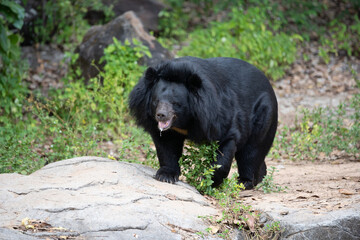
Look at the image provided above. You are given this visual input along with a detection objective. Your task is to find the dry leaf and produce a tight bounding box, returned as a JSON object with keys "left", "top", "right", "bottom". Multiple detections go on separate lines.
{"left": 165, "top": 194, "right": 177, "bottom": 200}
{"left": 21, "top": 218, "right": 35, "bottom": 229}
{"left": 215, "top": 215, "right": 223, "bottom": 223}
{"left": 245, "top": 213, "right": 256, "bottom": 232}
{"left": 210, "top": 225, "right": 220, "bottom": 234}
{"left": 233, "top": 219, "right": 241, "bottom": 225}
{"left": 319, "top": 152, "right": 326, "bottom": 159}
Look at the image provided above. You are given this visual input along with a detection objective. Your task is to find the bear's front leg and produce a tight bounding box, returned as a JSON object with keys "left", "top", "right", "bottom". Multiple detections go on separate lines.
{"left": 151, "top": 132, "right": 185, "bottom": 184}
{"left": 212, "top": 139, "right": 237, "bottom": 187}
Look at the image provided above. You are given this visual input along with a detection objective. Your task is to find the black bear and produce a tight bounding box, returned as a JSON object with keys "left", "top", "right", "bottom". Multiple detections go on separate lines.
{"left": 129, "top": 57, "right": 278, "bottom": 189}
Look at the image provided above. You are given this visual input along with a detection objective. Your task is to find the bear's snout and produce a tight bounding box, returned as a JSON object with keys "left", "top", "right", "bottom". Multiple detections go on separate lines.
{"left": 156, "top": 102, "right": 176, "bottom": 131}
{"left": 155, "top": 102, "right": 173, "bottom": 121}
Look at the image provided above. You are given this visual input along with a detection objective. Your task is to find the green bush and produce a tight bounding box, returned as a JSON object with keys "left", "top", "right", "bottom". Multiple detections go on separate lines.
{"left": 99, "top": 38, "right": 151, "bottom": 116}
{"left": 262, "top": 0, "right": 326, "bottom": 34}
{"left": 0, "top": 37, "right": 152, "bottom": 174}
{"left": 270, "top": 93, "right": 360, "bottom": 161}
{"left": 179, "top": 141, "right": 220, "bottom": 195}
{"left": 158, "top": 0, "right": 241, "bottom": 41}
{"left": 0, "top": 0, "right": 27, "bottom": 120}
{"left": 32, "top": 0, "right": 114, "bottom": 46}
{"left": 200, "top": 173, "right": 283, "bottom": 239}
{"left": 56, "top": 38, "right": 150, "bottom": 129}
{"left": 0, "top": 121, "right": 44, "bottom": 174}
{"left": 255, "top": 167, "right": 287, "bottom": 193}
{"left": 178, "top": 7, "right": 301, "bottom": 80}
{"left": 44, "top": 38, "right": 151, "bottom": 161}
{"left": 319, "top": 16, "right": 360, "bottom": 63}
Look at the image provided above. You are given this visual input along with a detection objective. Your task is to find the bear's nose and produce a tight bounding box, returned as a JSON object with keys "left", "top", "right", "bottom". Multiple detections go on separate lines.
{"left": 156, "top": 101, "right": 172, "bottom": 121}
{"left": 156, "top": 112, "right": 167, "bottom": 121}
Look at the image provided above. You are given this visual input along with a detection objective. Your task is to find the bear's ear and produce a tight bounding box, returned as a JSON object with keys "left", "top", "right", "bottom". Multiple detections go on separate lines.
{"left": 187, "top": 73, "right": 202, "bottom": 91}
{"left": 144, "top": 67, "right": 158, "bottom": 83}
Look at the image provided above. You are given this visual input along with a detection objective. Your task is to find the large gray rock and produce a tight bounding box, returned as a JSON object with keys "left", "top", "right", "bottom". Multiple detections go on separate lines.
{"left": 76, "top": 11, "right": 172, "bottom": 83}
{"left": 102, "top": 0, "right": 165, "bottom": 32}
{"left": 0, "top": 157, "right": 218, "bottom": 240}
{"left": 256, "top": 203, "right": 360, "bottom": 240}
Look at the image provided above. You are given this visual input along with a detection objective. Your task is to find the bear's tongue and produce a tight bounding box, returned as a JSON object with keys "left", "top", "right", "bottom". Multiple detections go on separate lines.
{"left": 158, "top": 120, "right": 171, "bottom": 131}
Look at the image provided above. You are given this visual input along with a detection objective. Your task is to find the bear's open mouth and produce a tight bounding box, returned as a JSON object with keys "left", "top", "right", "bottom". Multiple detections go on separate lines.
{"left": 158, "top": 118, "right": 173, "bottom": 132}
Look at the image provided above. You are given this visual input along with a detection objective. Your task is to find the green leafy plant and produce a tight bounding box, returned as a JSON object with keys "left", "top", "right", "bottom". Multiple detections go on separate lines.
{"left": 179, "top": 141, "right": 220, "bottom": 195}
{"left": 32, "top": 0, "right": 114, "bottom": 46}
{"left": 261, "top": 0, "right": 326, "bottom": 34}
{"left": 178, "top": 6, "right": 301, "bottom": 80}
{"left": 264, "top": 221, "right": 282, "bottom": 239}
{"left": 100, "top": 37, "right": 151, "bottom": 111}
{"left": 0, "top": 121, "right": 45, "bottom": 174}
{"left": 31, "top": 98, "right": 105, "bottom": 164}
{"left": 198, "top": 174, "right": 283, "bottom": 239}
{"left": 44, "top": 38, "right": 152, "bottom": 162}
{"left": 0, "top": 37, "right": 152, "bottom": 174}
{"left": 178, "top": 141, "right": 283, "bottom": 239}
{"left": 57, "top": 38, "right": 150, "bottom": 131}
{"left": 0, "top": 0, "right": 27, "bottom": 120}
{"left": 270, "top": 93, "right": 360, "bottom": 161}
{"left": 256, "top": 167, "right": 287, "bottom": 193}
{"left": 158, "top": 4, "right": 189, "bottom": 41}
{"left": 158, "top": 0, "right": 241, "bottom": 41}
{"left": 319, "top": 16, "right": 360, "bottom": 63}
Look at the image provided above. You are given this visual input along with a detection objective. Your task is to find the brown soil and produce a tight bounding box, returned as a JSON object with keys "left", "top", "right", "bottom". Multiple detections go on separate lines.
{"left": 240, "top": 159, "right": 360, "bottom": 213}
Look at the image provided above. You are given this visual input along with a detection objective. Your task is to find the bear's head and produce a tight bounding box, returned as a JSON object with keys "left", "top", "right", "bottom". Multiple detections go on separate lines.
{"left": 144, "top": 65, "right": 202, "bottom": 133}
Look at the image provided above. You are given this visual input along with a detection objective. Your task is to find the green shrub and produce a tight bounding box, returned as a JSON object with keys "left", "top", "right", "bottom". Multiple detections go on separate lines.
{"left": 0, "top": 95, "right": 107, "bottom": 174}
{"left": 200, "top": 173, "right": 283, "bottom": 239}
{"left": 255, "top": 166, "right": 287, "bottom": 193}
{"left": 99, "top": 38, "right": 151, "bottom": 117}
{"left": 0, "top": 37, "right": 152, "bottom": 174}
{"left": 179, "top": 141, "right": 220, "bottom": 195}
{"left": 319, "top": 16, "right": 360, "bottom": 63}
{"left": 270, "top": 93, "right": 360, "bottom": 161}
{"left": 32, "top": 0, "right": 114, "bottom": 46}
{"left": 178, "top": 7, "right": 301, "bottom": 80}
{"left": 262, "top": 0, "right": 326, "bottom": 34}
{"left": 0, "top": 0, "right": 28, "bottom": 120}
{"left": 158, "top": 3, "right": 189, "bottom": 41}
{"left": 158, "top": 0, "right": 241, "bottom": 41}
{"left": 43, "top": 38, "right": 151, "bottom": 161}
{"left": 56, "top": 38, "right": 150, "bottom": 130}
{"left": 0, "top": 121, "right": 44, "bottom": 174}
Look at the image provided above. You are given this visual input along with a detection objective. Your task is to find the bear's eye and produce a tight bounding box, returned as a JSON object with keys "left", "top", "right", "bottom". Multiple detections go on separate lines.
{"left": 173, "top": 102, "right": 181, "bottom": 108}
{"left": 152, "top": 100, "right": 158, "bottom": 108}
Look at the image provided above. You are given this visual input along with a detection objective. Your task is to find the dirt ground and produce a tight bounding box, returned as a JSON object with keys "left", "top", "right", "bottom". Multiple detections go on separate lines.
{"left": 239, "top": 159, "right": 360, "bottom": 213}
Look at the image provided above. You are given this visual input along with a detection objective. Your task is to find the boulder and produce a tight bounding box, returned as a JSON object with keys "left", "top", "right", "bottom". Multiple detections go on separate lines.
{"left": 76, "top": 11, "right": 172, "bottom": 83}
{"left": 86, "top": 0, "right": 165, "bottom": 32}
{"left": 254, "top": 203, "right": 360, "bottom": 239}
{"left": 0, "top": 157, "right": 218, "bottom": 239}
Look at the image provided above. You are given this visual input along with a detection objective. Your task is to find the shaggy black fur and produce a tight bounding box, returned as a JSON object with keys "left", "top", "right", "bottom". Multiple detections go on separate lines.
{"left": 129, "top": 57, "right": 278, "bottom": 189}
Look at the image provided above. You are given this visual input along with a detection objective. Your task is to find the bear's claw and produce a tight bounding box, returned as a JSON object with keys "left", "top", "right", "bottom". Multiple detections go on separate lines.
{"left": 155, "top": 167, "right": 179, "bottom": 184}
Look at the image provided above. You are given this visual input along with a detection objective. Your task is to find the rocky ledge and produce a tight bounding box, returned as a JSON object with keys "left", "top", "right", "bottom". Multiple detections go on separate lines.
{"left": 0, "top": 157, "right": 218, "bottom": 240}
